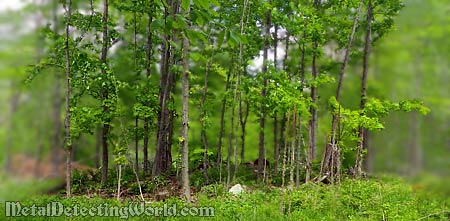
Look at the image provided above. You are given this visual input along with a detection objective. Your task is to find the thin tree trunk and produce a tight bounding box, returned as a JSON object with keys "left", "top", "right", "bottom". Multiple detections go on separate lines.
{"left": 321, "top": 0, "right": 363, "bottom": 180}
{"left": 153, "top": 0, "right": 176, "bottom": 176}
{"left": 239, "top": 100, "right": 249, "bottom": 164}
{"left": 279, "top": 114, "right": 286, "bottom": 173}
{"left": 100, "top": 0, "right": 110, "bottom": 185}
{"left": 279, "top": 112, "right": 290, "bottom": 213}
{"left": 143, "top": 2, "right": 154, "bottom": 175}
{"left": 101, "top": 0, "right": 110, "bottom": 184}
{"left": 258, "top": 5, "right": 271, "bottom": 182}
{"left": 289, "top": 109, "right": 297, "bottom": 186}
{"left": 274, "top": 115, "right": 279, "bottom": 173}
{"left": 64, "top": 0, "right": 73, "bottom": 197}
{"left": 279, "top": 32, "right": 289, "bottom": 176}
{"left": 217, "top": 57, "right": 233, "bottom": 183}
{"left": 230, "top": 0, "right": 250, "bottom": 182}
{"left": 230, "top": 62, "right": 238, "bottom": 183}
{"left": 217, "top": 86, "right": 228, "bottom": 167}
{"left": 298, "top": 33, "right": 307, "bottom": 184}
{"left": 143, "top": 119, "right": 149, "bottom": 173}
{"left": 95, "top": 126, "right": 101, "bottom": 169}
{"left": 153, "top": 3, "right": 168, "bottom": 176}
{"left": 133, "top": 6, "right": 139, "bottom": 173}
{"left": 226, "top": 57, "right": 236, "bottom": 186}
{"left": 355, "top": 0, "right": 373, "bottom": 178}
{"left": 296, "top": 116, "right": 302, "bottom": 187}
{"left": 308, "top": 0, "right": 322, "bottom": 170}
{"left": 199, "top": 46, "right": 212, "bottom": 185}
{"left": 362, "top": 129, "right": 372, "bottom": 172}
{"left": 308, "top": 40, "right": 318, "bottom": 165}
{"left": 135, "top": 117, "right": 139, "bottom": 172}
{"left": 282, "top": 113, "right": 291, "bottom": 188}
{"left": 153, "top": 36, "right": 170, "bottom": 176}
{"left": 227, "top": 105, "right": 234, "bottom": 186}
{"left": 273, "top": 25, "right": 279, "bottom": 173}
{"left": 117, "top": 165, "right": 122, "bottom": 200}
{"left": 180, "top": 4, "right": 191, "bottom": 202}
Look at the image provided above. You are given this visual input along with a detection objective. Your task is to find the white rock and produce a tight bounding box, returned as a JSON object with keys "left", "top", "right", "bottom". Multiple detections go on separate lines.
{"left": 228, "top": 184, "right": 244, "bottom": 195}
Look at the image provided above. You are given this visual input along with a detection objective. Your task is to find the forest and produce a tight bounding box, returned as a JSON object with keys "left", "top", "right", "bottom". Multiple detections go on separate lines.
{"left": 0, "top": 0, "right": 449, "bottom": 220}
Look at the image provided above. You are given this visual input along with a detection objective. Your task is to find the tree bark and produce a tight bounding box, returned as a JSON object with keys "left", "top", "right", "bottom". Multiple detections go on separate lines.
{"left": 362, "top": 129, "right": 372, "bottom": 172}
{"left": 273, "top": 25, "right": 279, "bottom": 173}
{"left": 153, "top": 0, "right": 177, "bottom": 176}
{"left": 64, "top": 0, "right": 73, "bottom": 197}
{"left": 290, "top": 110, "right": 297, "bottom": 186}
{"left": 133, "top": 8, "right": 139, "bottom": 173}
{"left": 100, "top": 0, "right": 110, "bottom": 185}
{"left": 239, "top": 99, "right": 249, "bottom": 164}
{"left": 308, "top": 40, "right": 318, "bottom": 167}
{"left": 180, "top": 3, "right": 191, "bottom": 202}
{"left": 95, "top": 126, "right": 101, "bottom": 169}
{"left": 298, "top": 32, "right": 308, "bottom": 183}
{"left": 143, "top": 2, "right": 154, "bottom": 175}
{"left": 355, "top": 0, "right": 373, "bottom": 178}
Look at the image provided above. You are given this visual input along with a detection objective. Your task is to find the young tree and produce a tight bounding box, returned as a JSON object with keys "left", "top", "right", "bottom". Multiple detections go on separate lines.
{"left": 321, "top": 0, "right": 364, "bottom": 181}
{"left": 354, "top": 0, "right": 373, "bottom": 178}
{"left": 308, "top": 0, "right": 322, "bottom": 167}
{"left": 64, "top": 0, "right": 73, "bottom": 197}
{"left": 258, "top": 2, "right": 271, "bottom": 182}
{"left": 143, "top": 0, "right": 155, "bottom": 174}
{"left": 180, "top": 0, "right": 191, "bottom": 203}
{"left": 100, "top": 0, "right": 110, "bottom": 184}
{"left": 153, "top": 0, "right": 178, "bottom": 176}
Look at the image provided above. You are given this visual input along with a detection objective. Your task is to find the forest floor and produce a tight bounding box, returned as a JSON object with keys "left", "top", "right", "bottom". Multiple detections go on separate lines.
{"left": 0, "top": 171, "right": 449, "bottom": 220}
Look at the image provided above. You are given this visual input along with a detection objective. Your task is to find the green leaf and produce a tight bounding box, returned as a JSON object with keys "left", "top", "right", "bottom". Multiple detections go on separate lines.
{"left": 150, "top": 18, "right": 164, "bottom": 31}
{"left": 190, "top": 52, "right": 205, "bottom": 62}
{"left": 193, "top": 0, "right": 209, "bottom": 9}
{"left": 217, "top": 30, "right": 226, "bottom": 47}
{"left": 182, "top": 0, "right": 190, "bottom": 11}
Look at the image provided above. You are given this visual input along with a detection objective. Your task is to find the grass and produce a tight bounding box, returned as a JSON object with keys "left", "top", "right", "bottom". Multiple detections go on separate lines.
{"left": 0, "top": 174, "right": 448, "bottom": 220}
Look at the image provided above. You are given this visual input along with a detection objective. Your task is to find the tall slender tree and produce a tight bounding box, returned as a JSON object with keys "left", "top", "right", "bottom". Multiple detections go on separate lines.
{"left": 64, "top": 0, "right": 73, "bottom": 197}
{"left": 180, "top": 2, "right": 191, "bottom": 202}
{"left": 133, "top": 2, "right": 140, "bottom": 173}
{"left": 355, "top": 0, "right": 373, "bottom": 177}
{"left": 100, "top": 0, "right": 110, "bottom": 184}
{"left": 153, "top": 0, "right": 178, "bottom": 176}
{"left": 308, "top": 0, "right": 321, "bottom": 169}
{"left": 143, "top": 0, "right": 154, "bottom": 174}
{"left": 321, "top": 0, "right": 363, "bottom": 181}
{"left": 258, "top": 3, "right": 271, "bottom": 181}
